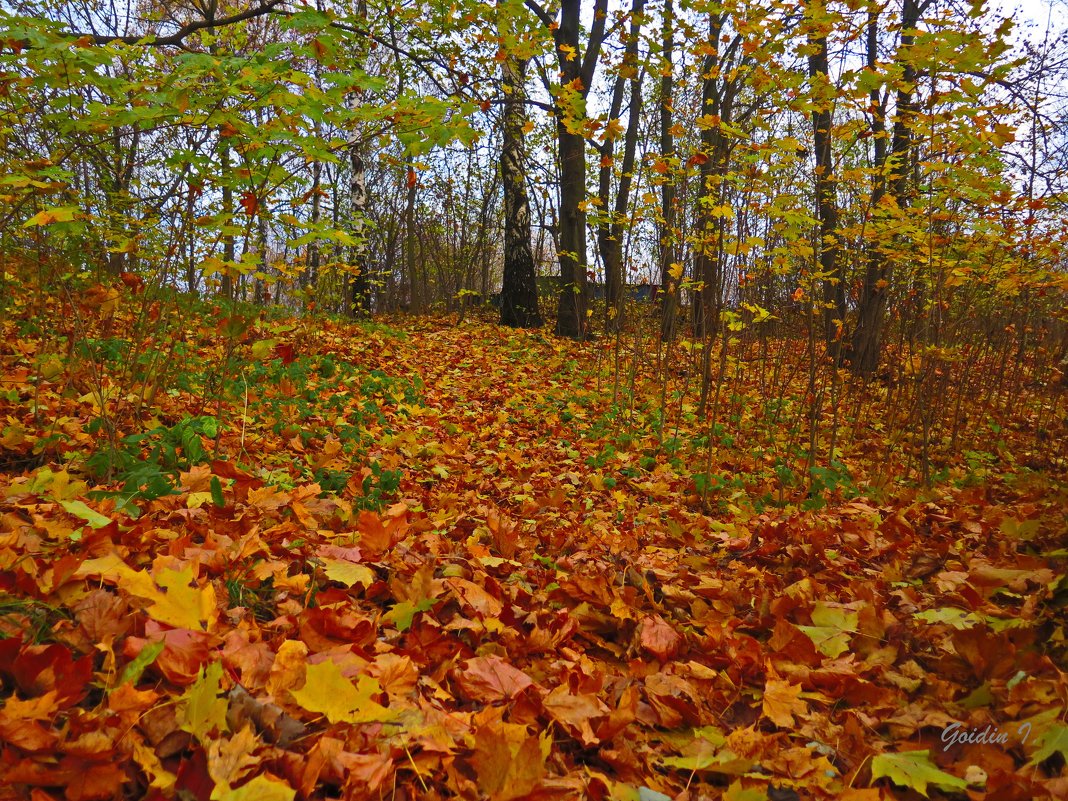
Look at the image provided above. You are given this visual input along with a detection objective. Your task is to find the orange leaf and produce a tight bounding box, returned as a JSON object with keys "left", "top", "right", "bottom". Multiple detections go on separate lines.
{"left": 453, "top": 656, "right": 533, "bottom": 703}
{"left": 762, "top": 677, "right": 807, "bottom": 728}
{"left": 639, "top": 614, "right": 682, "bottom": 661}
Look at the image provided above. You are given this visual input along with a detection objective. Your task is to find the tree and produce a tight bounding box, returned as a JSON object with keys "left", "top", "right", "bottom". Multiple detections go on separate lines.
{"left": 595, "top": 0, "right": 646, "bottom": 332}
{"left": 658, "top": 0, "right": 680, "bottom": 342}
{"left": 849, "top": 0, "right": 926, "bottom": 376}
{"left": 526, "top": 0, "right": 609, "bottom": 339}
{"left": 804, "top": 0, "right": 844, "bottom": 359}
{"left": 500, "top": 54, "right": 545, "bottom": 327}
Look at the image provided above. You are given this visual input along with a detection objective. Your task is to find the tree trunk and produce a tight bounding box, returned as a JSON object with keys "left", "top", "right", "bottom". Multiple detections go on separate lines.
{"left": 597, "top": 0, "right": 644, "bottom": 332}
{"left": 807, "top": 10, "right": 844, "bottom": 359}
{"left": 850, "top": 0, "right": 921, "bottom": 376}
{"left": 536, "top": 0, "right": 607, "bottom": 338}
{"left": 659, "top": 0, "right": 679, "bottom": 342}
{"left": 220, "top": 142, "right": 234, "bottom": 301}
{"left": 555, "top": 124, "right": 588, "bottom": 337}
{"left": 348, "top": 0, "right": 371, "bottom": 316}
{"left": 404, "top": 159, "right": 418, "bottom": 313}
{"left": 500, "top": 56, "right": 543, "bottom": 328}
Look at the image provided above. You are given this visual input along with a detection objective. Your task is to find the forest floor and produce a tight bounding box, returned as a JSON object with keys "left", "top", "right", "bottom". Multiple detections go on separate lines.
{"left": 0, "top": 287, "right": 1067, "bottom": 801}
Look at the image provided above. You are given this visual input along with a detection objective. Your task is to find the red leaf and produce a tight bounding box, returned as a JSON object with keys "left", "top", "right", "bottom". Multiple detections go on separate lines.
{"left": 239, "top": 191, "right": 259, "bottom": 216}
{"left": 272, "top": 342, "right": 296, "bottom": 365}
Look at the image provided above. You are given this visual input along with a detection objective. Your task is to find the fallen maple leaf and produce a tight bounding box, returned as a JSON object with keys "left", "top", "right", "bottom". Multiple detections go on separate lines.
{"left": 453, "top": 655, "right": 533, "bottom": 703}
{"left": 542, "top": 684, "right": 609, "bottom": 746}
{"left": 76, "top": 556, "right": 217, "bottom": 631}
{"left": 212, "top": 774, "right": 295, "bottom": 801}
{"left": 227, "top": 684, "right": 306, "bottom": 747}
{"left": 468, "top": 712, "right": 549, "bottom": 801}
{"left": 206, "top": 725, "right": 260, "bottom": 793}
{"left": 289, "top": 660, "right": 400, "bottom": 725}
{"left": 762, "top": 677, "right": 807, "bottom": 728}
{"left": 179, "top": 661, "right": 229, "bottom": 744}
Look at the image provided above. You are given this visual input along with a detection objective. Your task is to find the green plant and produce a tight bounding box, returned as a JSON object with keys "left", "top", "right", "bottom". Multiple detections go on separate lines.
{"left": 357, "top": 461, "right": 402, "bottom": 510}
{"left": 804, "top": 461, "right": 857, "bottom": 510}
{"left": 85, "top": 416, "right": 219, "bottom": 509}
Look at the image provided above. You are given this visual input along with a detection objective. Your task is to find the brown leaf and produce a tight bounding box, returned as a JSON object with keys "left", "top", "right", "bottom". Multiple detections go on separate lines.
{"left": 542, "top": 685, "right": 609, "bottom": 747}
{"left": 227, "top": 684, "right": 307, "bottom": 748}
{"left": 469, "top": 711, "right": 548, "bottom": 801}
{"left": 206, "top": 725, "right": 260, "bottom": 789}
{"left": 453, "top": 656, "right": 533, "bottom": 703}
{"left": 357, "top": 505, "right": 409, "bottom": 556}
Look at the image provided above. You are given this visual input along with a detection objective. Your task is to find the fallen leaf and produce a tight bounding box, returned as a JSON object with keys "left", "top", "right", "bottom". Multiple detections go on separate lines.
{"left": 453, "top": 655, "right": 533, "bottom": 703}
{"left": 289, "top": 660, "right": 400, "bottom": 725}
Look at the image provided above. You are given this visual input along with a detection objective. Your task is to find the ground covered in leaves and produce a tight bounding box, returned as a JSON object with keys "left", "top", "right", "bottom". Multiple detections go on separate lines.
{"left": 0, "top": 290, "right": 1066, "bottom": 801}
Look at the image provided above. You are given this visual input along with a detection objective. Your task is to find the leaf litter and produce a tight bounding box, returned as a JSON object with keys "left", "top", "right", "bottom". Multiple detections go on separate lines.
{"left": 0, "top": 297, "right": 1066, "bottom": 800}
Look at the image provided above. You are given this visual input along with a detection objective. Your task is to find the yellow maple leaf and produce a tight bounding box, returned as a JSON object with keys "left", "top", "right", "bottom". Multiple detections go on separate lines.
{"left": 150, "top": 567, "right": 219, "bottom": 631}
{"left": 212, "top": 775, "right": 295, "bottom": 801}
{"left": 75, "top": 557, "right": 217, "bottom": 631}
{"left": 290, "top": 660, "right": 401, "bottom": 725}
{"left": 321, "top": 558, "right": 375, "bottom": 588}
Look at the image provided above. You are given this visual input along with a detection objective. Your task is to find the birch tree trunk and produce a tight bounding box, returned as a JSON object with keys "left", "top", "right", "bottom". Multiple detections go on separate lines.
{"left": 500, "top": 56, "right": 543, "bottom": 328}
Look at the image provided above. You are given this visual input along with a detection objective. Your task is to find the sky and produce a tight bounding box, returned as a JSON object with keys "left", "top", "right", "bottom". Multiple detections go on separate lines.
{"left": 996, "top": 0, "right": 1068, "bottom": 37}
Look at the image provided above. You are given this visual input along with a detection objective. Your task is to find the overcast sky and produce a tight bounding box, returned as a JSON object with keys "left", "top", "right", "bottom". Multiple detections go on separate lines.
{"left": 995, "top": 0, "right": 1068, "bottom": 36}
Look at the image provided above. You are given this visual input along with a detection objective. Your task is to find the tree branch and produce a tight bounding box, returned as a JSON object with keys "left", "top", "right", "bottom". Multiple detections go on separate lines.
{"left": 69, "top": 1, "right": 286, "bottom": 47}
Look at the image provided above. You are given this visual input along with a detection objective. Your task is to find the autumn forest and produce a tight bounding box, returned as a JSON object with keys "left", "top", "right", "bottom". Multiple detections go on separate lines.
{"left": 0, "top": 0, "right": 1067, "bottom": 799}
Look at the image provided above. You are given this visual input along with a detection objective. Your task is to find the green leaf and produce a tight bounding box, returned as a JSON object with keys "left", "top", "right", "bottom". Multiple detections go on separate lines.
{"left": 384, "top": 598, "right": 435, "bottom": 632}
{"left": 210, "top": 476, "right": 226, "bottom": 508}
{"left": 23, "top": 206, "right": 79, "bottom": 226}
{"left": 870, "top": 750, "right": 968, "bottom": 797}
{"left": 914, "top": 607, "right": 975, "bottom": 629}
{"left": 117, "top": 640, "right": 165, "bottom": 687}
{"left": 179, "top": 661, "right": 229, "bottom": 743}
{"left": 59, "top": 499, "right": 111, "bottom": 529}
{"left": 723, "top": 781, "right": 767, "bottom": 801}
{"left": 660, "top": 749, "right": 753, "bottom": 776}
{"left": 250, "top": 339, "right": 278, "bottom": 360}
{"left": 1028, "top": 723, "right": 1068, "bottom": 766}
{"left": 798, "top": 603, "right": 857, "bottom": 657}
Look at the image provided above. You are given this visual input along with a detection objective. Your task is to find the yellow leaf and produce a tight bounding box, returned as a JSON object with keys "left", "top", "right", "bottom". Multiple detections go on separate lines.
{"left": 207, "top": 726, "right": 260, "bottom": 796}
{"left": 521, "top": 121, "right": 535, "bottom": 135}
{"left": 668, "top": 261, "right": 685, "bottom": 281}
{"left": 290, "top": 660, "right": 401, "bottom": 725}
{"left": 74, "top": 558, "right": 217, "bottom": 631}
{"left": 212, "top": 775, "right": 295, "bottom": 801}
{"left": 132, "top": 737, "right": 176, "bottom": 791}
{"left": 150, "top": 567, "right": 219, "bottom": 631}
{"left": 762, "top": 677, "right": 807, "bottom": 727}
{"left": 321, "top": 558, "right": 375, "bottom": 588}
{"left": 23, "top": 206, "right": 78, "bottom": 226}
